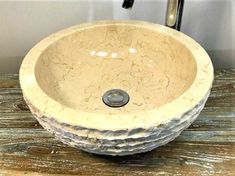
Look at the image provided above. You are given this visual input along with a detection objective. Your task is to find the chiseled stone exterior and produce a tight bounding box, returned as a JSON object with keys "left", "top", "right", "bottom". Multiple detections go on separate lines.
{"left": 20, "top": 21, "right": 214, "bottom": 156}
{"left": 25, "top": 91, "right": 209, "bottom": 156}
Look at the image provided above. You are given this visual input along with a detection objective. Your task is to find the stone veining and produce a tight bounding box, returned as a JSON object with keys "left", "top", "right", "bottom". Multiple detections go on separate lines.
{"left": 19, "top": 20, "right": 214, "bottom": 155}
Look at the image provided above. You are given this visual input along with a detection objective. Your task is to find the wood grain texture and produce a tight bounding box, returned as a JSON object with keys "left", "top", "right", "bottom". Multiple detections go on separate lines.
{"left": 0, "top": 70, "right": 235, "bottom": 176}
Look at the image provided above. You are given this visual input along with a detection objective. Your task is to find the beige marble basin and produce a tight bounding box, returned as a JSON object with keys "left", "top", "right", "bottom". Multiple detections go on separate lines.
{"left": 20, "top": 20, "right": 213, "bottom": 156}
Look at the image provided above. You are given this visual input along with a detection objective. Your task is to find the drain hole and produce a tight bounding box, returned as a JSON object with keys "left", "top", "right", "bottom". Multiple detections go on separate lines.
{"left": 102, "top": 89, "right": 130, "bottom": 108}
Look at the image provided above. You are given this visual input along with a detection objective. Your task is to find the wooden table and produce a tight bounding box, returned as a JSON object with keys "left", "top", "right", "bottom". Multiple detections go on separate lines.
{"left": 0, "top": 69, "right": 234, "bottom": 176}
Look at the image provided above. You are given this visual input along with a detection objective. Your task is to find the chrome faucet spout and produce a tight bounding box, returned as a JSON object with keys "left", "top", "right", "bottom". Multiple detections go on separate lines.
{"left": 122, "top": 0, "right": 184, "bottom": 31}
{"left": 166, "top": 0, "right": 184, "bottom": 31}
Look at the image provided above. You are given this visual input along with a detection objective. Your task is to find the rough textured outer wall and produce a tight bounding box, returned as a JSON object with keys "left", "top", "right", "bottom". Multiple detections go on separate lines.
{"left": 24, "top": 91, "right": 210, "bottom": 156}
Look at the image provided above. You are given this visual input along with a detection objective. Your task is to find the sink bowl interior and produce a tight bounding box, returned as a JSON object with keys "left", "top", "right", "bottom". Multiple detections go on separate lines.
{"left": 35, "top": 23, "right": 197, "bottom": 114}
{"left": 20, "top": 21, "right": 214, "bottom": 156}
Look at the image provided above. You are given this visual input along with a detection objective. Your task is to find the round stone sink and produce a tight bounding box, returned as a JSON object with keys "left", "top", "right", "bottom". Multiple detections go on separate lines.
{"left": 20, "top": 20, "right": 214, "bottom": 156}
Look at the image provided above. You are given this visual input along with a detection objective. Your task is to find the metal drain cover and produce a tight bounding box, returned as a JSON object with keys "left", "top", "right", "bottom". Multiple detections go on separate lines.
{"left": 102, "top": 89, "right": 130, "bottom": 108}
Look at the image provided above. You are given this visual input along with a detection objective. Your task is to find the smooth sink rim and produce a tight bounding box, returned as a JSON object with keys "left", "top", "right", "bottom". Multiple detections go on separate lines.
{"left": 20, "top": 20, "right": 214, "bottom": 130}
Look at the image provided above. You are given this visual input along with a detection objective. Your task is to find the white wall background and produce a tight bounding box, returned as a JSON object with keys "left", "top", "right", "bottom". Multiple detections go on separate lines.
{"left": 0, "top": 0, "right": 234, "bottom": 73}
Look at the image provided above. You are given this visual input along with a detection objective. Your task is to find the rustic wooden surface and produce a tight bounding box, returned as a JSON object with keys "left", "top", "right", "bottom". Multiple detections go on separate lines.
{"left": 0, "top": 69, "right": 234, "bottom": 176}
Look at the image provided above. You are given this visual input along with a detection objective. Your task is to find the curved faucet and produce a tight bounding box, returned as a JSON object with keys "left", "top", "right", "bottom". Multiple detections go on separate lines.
{"left": 122, "top": 0, "right": 184, "bottom": 31}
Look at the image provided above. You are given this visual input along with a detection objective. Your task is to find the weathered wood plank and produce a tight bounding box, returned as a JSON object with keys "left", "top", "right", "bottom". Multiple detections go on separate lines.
{"left": 0, "top": 88, "right": 22, "bottom": 95}
{"left": 0, "top": 113, "right": 40, "bottom": 128}
{"left": 0, "top": 141, "right": 234, "bottom": 175}
{"left": 0, "top": 69, "right": 234, "bottom": 175}
{"left": 0, "top": 74, "right": 19, "bottom": 80}
{"left": 0, "top": 170, "right": 62, "bottom": 176}
{"left": 188, "top": 116, "right": 235, "bottom": 131}
{"left": 0, "top": 74, "right": 19, "bottom": 89}
{"left": 0, "top": 94, "right": 29, "bottom": 112}
{"left": 214, "top": 69, "right": 235, "bottom": 80}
